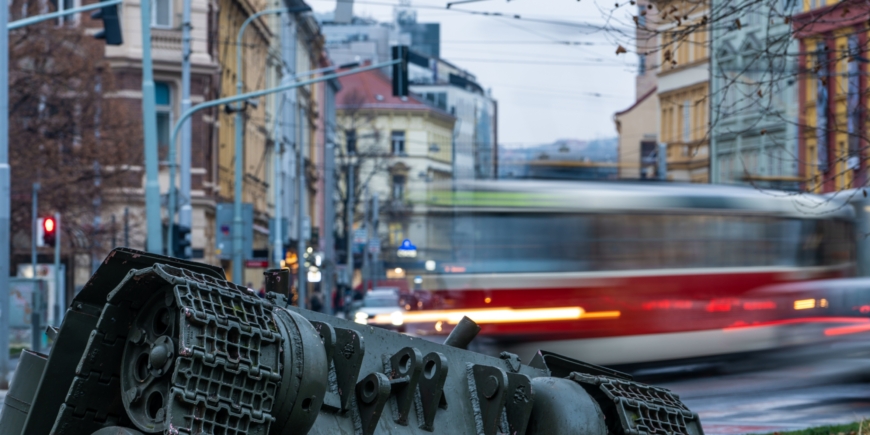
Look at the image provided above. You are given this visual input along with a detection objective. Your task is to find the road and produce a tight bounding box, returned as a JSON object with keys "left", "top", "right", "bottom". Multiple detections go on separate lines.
{"left": 641, "top": 339, "right": 870, "bottom": 435}
{"left": 1, "top": 342, "right": 869, "bottom": 434}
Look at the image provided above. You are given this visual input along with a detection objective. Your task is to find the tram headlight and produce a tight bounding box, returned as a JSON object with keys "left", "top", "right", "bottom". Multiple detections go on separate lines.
{"left": 354, "top": 311, "right": 369, "bottom": 324}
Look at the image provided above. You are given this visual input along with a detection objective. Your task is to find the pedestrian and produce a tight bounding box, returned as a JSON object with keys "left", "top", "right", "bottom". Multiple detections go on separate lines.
{"left": 310, "top": 289, "right": 324, "bottom": 313}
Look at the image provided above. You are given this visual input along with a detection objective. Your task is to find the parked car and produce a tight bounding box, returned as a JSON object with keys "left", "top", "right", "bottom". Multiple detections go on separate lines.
{"left": 351, "top": 288, "right": 406, "bottom": 332}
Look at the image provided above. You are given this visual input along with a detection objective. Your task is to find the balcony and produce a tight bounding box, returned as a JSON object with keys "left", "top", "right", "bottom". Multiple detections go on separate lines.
{"left": 382, "top": 198, "right": 413, "bottom": 219}
{"left": 152, "top": 28, "right": 182, "bottom": 53}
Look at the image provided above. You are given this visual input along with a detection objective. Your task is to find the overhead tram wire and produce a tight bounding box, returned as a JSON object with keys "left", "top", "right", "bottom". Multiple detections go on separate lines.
{"left": 306, "top": 0, "right": 617, "bottom": 31}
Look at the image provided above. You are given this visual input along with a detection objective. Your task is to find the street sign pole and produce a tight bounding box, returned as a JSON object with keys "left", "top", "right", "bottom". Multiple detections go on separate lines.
{"left": 345, "top": 154, "right": 355, "bottom": 292}
{"left": 31, "top": 183, "right": 39, "bottom": 277}
{"left": 54, "top": 212, "right": 61, "bottom": 326}
{"left": 141, "top": 0, "right": 162, "bottom": 254}
{"left": 178, "top": 0, "right": 193, "bottom": 253}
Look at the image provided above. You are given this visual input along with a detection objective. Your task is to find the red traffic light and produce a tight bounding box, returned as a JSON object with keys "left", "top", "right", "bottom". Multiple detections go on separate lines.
{"left": 43, "top": 217, "right": 55, "bottom": 233}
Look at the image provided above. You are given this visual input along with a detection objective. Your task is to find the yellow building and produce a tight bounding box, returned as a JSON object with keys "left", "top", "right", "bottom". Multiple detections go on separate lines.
{"left": 793, "top": 0, "right": 868, "bottom": 193}
{"left": 653, "top": 0, "right": 710, "bottom": 182}
{"left": 216, "top": 1, "right": 325, "bottom": 283}
{"left": 335, "top": 68, "right": 455, "bottom": 275}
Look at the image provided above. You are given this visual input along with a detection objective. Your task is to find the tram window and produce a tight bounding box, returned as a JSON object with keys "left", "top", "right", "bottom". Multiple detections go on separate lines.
{"left": 430, "top": 213, "right": 591, "bottom": 274}
{"left": 424, "top": 212, "right": 854, "bottom": 274}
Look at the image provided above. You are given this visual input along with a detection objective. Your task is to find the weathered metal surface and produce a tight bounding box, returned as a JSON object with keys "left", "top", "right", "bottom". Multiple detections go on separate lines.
{"left": 443, "top": 316, "right": 480, "bottom": 350}
{"left": 570, "top": 372, "right": 705, "bottom": 435}
{"left": 14, "top": 248, "right": 703, "bottom": 435}
{"left": 0, "top": 350, "right": 47, "bottom": 435}
{"left": 525, "top": 377, "right": 607, "bottom": 435}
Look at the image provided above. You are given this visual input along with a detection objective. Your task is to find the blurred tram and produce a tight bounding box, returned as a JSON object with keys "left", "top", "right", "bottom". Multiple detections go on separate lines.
{"left": 391, "top": 180, "right": 867, "bottom": 365}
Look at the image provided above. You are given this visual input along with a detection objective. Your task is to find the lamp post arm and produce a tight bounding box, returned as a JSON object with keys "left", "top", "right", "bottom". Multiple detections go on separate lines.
{"left": 168, "top": 59, "right": 400, "bottom": 178}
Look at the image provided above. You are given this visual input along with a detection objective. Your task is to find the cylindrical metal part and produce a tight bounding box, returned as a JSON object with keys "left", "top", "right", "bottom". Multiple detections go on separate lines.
{"left": 526, "top": 377, "right": 607, "bottom": 435}
{"left": 0, "top": 350, "right": 48, "bottom": 435}
{"left": 90, "top": 427, "right": 144, "bottom": 435}
{"left": 444, "top": 316, "right": 481, "bottom": 349}
{"left": 264, "top": 268, "right": 291, "bottom": 297}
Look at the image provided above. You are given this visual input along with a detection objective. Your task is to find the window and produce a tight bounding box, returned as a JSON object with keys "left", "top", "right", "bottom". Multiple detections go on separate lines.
{"left": 153, "top": 0, "right": 172, "bottom": 27}
{"left": 815, "top": 42, "right": 829, "bottom": 172}
{"left": 155, "top": 81, "right": 172, "bottom": 152}
{"left": 638, "top": 54, "right": 646, "bottom": 75}
{"left": 346, "top": 129, "right": 357, "bottom": 154}
{"left": 682, "top": 100, "right": 691, "bottom": 142}
{"left": 847, "top": 35, "right": 861, "bottom": 168}
{"left": 392, "top": 174, "right": 406, "bottom": 200}
{"left": 391, "top": 130, "right": 406, "bottom": 155}
{"left": 57, "top": 0, "right": 79, "bottom": 25}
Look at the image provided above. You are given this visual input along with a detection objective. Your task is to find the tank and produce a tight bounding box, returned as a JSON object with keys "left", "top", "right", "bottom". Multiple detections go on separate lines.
{"left": 0, "top": 248, "right": 705, "bottom": 435}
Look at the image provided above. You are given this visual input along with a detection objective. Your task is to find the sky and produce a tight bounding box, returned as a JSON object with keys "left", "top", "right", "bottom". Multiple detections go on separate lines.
{"left": 308, "top": 0, "right": 638, "bottom": 146}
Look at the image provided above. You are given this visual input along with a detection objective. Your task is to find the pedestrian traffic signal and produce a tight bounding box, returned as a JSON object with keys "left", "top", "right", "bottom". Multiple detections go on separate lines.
{"left": 392, "top": 45, "right": 409, "bottom": 97}
{"left": 92, "top": 4, "right": 123, "bottom": 46}
{"left": 41, "top": 217, "right": 57, "bottom": 247}
{"left": 173, "top": 226, "right": 192, "bottom": 259}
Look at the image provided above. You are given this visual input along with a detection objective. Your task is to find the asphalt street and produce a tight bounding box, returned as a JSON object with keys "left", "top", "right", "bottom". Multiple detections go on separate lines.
{"left": 644, "top": 339, "right": 870, "bottom": 435}
{"left": 2, "top": 342, "right": 870, "bottom": 434}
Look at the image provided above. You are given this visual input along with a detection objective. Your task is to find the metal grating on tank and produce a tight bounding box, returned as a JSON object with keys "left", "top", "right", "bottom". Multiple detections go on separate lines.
{"left": 569, "top": 372, "right": 704, "bottom": 435}
{"left": 167, "top": 266, "right": 282, "bottom": 435}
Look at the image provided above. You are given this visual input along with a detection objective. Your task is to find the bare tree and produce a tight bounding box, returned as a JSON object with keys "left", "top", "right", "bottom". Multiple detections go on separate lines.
{"left": 7, "top": 6, "right": 141, "bottom": 260}
{"left": 333, "top": 89, "right": 393, "bottom": 258}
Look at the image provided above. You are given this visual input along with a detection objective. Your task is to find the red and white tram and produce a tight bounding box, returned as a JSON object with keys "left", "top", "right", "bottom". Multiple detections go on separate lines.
{"left": 387, "top": 181, "right": 865, "bottom": 365}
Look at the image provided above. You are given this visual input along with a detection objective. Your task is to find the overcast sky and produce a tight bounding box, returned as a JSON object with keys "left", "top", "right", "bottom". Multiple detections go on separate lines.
{"left": 308, "top": 0, "right": 638, "bottom": 147}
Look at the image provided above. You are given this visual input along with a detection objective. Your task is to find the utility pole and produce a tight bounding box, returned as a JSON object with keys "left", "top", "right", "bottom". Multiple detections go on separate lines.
{"left": 272, "top": 11, "right": 296, "bottom": 272}
{"left": 0, "top": 0, "right": 9, "bottom": 389}
{"left": 142, "top": 0, "right": 163, "bottom": 254}
{"left": 31, "top": 183, "right": 39, "bottom": 276}
{"left": 179, "top": 0, "right": 193, "bottom": 249}
{"left": 53, "top": 212, "right": 61, "bottom": 326}
{"left": 297, "top": 137, "right": 307, "bottom": 308}
{"left": 92, "top": 161, "right": 101, "bottom": 273}
{"left": 272, "top": 139, "right": 284, "bottom": 269}
{"left": 371, "top": 193, "right": 379, "bottom": 289}
{"left": 657, "top": 143, "right": 668, "bottom": 181}
{"left": 322, "top": 81, "right": 338, "bottom": 315}
{"left": 281, "top": 12, "right": 298, "bottom": 284}
{"left": 345, "top": 153, "right": 355, "bottom": 295}
{"left": 362, "top": 189, "right": 370, "bottom": 292}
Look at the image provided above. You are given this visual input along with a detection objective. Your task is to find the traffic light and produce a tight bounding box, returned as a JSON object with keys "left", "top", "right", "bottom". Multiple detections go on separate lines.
{"left": 41, "top": 217, "right": 57, "bottom": 247}
{"left": 92, "top": 4, "right": 123, "bottom": 46}
{"left": 173, "top": 226, "right": 192, "bottom": 259}
{"left": 391, "top": 45, "right": 409, "bottom": 97}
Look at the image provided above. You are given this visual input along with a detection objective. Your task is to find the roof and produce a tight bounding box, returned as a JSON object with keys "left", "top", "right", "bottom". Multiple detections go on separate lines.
{"left": 614, "top": 86, "right": 657, "bottom": 118}
{"left": 336, "top": 67, "right": 454, "bottom": 121}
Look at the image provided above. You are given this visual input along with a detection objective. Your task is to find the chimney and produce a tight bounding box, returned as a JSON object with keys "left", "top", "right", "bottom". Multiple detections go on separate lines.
{"left": 334, "top": 0, "right": 354, "bottom": 23}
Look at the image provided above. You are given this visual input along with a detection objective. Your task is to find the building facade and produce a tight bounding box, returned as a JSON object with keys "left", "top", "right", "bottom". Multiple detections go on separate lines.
{"left": 335, "top": 68, "right": 455, "bottom": 285}
{"left": 411, "top": 57, "right": 498, "bottom": 180}
{"left": 709, "top": 0, "right": 801, "bottom": 189}
{"left": 793, "top": 0, "right": 868, "bottom": 193}
{"left": 653, "top": 0, "right": 710, "bottom": 182}
{"left": 615, "top": 0, "right": 659, "bottom": 180}
{"left": 615, "top": 87, "right": 659, "bottom": 179}
{"left": 103, "top": 0, "right": 221, "bottom": 278}
{"left": 320, "top": 8, "right": 498, "bottom": 181}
